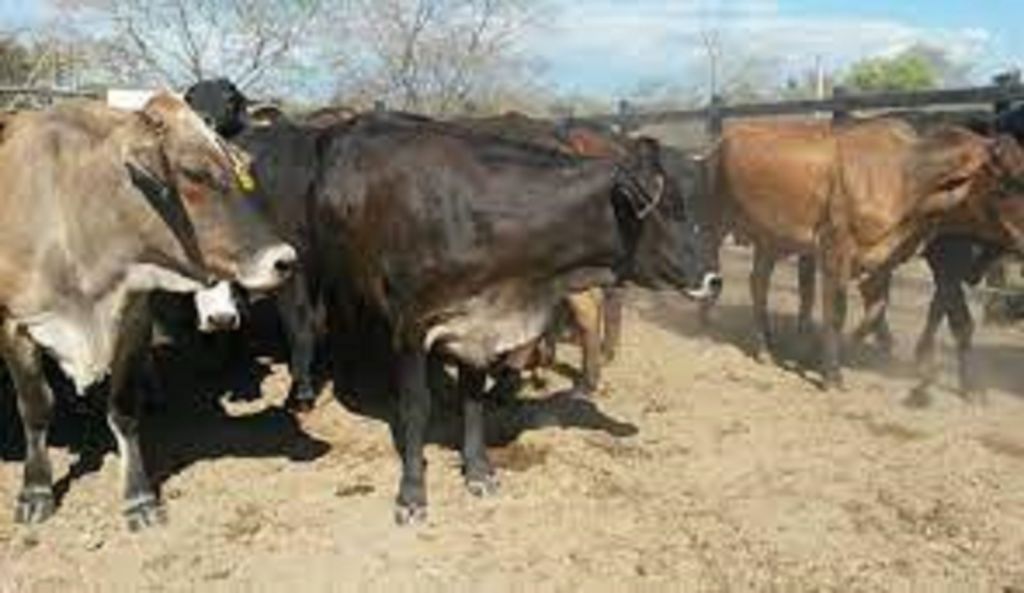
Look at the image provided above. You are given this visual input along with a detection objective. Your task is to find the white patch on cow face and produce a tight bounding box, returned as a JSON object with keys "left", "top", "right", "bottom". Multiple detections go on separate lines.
{"left": 424, "top": 284, "right": 559, "bottom": 368}
{"left": 194, "top": 281, "right": 241, "bottom": 333}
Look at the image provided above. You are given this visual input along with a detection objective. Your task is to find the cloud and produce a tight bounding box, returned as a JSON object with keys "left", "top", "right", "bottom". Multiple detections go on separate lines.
{"left": 524, "top": 0, "right": 995, "bottom": 95}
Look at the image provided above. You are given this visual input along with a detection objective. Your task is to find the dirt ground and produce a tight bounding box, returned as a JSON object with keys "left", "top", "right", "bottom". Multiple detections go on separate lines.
{"left": 2, "top": 246, "right": 1023, "bottom": 592}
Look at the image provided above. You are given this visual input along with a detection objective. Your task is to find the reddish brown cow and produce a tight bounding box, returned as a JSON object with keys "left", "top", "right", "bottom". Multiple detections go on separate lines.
{"left": 706, "top": 118, "right": 1024, "bottom": 388}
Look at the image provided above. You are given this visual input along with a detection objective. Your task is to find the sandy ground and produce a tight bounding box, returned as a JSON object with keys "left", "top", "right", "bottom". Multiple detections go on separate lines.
{"left": 1, "top": 246, "right": 1023, "bottom": 592}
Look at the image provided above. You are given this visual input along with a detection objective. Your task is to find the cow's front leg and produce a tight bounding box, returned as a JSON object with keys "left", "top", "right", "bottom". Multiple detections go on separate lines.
{"left": 853, "top": 271, "right": 894, "bottom": 356}
{"left": 109, "top": 297, "right": 164, "bottom": 531}
{"left": 2, "top": 322, "right": 56, "bottom": 524}
{"left": 394, "top": 350, "right": 431, "bottom": 525}
{"left": 945, "top": 280, "right": 982, "bottom": 402}
{"left": 749, "top": 246, "right": 777, "bottom": 361}
{"left": 278, "top": 274, "right": 318, "bottom": 412}
{"left": 458, "top": 364, "right": 498, "bottom": 497}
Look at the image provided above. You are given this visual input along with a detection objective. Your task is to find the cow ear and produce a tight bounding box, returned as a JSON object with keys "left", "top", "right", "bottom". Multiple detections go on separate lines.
{"left": 139, "top": 94, "right": 179, "bottom": 138}
{"left": 991, "top": 134, "right": 1024, "bottom": 173}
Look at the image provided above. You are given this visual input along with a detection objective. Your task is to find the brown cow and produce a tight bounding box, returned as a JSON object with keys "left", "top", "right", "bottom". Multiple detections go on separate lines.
{"left": 0, "top": 94, "right": 296, "bottom": 529}
{"left": 706, "top": 118, "right": 1024, "bottom": 388}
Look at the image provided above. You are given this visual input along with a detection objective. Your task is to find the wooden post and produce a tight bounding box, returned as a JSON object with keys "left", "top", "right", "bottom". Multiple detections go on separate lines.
{"left": 831, "top": 85, "right": 851, "bottom": 125}
{"left": 993, "top": 71, "right": 1020, "bottom": 115}
{"left": 706, "top": 93, "right": 724, "bottom": 139}
{"left": 617, "top": 99, "right": 631, "bottom": 136}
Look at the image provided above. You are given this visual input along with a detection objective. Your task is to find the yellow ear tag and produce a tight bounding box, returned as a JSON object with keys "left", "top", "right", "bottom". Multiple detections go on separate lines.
{"left": 236, "top": 165, "right": 255, "bottom": 193}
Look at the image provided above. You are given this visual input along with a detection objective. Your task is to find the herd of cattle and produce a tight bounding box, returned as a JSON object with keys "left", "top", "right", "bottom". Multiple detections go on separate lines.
{"left": 0, "top": 78, "right": 1022, "bottom": 531}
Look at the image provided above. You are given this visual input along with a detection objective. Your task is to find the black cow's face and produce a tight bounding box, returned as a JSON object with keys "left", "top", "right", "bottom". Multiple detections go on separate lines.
{"left": 617, "top": 138, "right": 722, "bottom": 300}
{"left": 184, "top": 78, "right": 249, "bottom": 139}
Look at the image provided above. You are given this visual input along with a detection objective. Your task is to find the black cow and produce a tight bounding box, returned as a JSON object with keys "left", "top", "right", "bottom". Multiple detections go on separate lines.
{"left": 183, "top": 79, "right": 332, "bottom": 409}
{"left": 184, "top": 80, "right": 722, "bottom": 524}
{"left": 311, "top": 113, "right": 719, "bottom": 523}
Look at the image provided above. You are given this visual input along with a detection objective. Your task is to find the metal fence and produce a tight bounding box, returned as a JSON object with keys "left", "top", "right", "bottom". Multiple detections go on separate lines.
{"left": 591, "top": 73, "right": 1024, "bottom": 140}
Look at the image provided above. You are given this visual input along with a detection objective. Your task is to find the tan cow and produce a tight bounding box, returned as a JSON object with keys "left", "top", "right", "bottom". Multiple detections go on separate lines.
{"left": 705, "top": 118, "right": 1024, "bottom": 388}
{"left": 0, "top": 93, "right": 296, "bottom": 529}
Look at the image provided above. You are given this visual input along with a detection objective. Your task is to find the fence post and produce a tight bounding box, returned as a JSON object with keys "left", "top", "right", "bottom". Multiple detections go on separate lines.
{"left": 617, "top": 99, "right": 631, "bottom": 136}
{"left": 831, "top": 85, "right": 851, "bottom": 124}
{"left": 706, "top": 94, "right": 724, "bottom": 139}
{"left": 992, "top": 71, "right": 1020, "bottom": 115}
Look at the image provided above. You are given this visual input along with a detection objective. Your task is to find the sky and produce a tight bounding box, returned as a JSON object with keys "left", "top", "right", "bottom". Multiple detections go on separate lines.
{"left": 2, "top": 0, "right": 1023, "bottom": 98}
{"left": 528, "top": 0, "right": 1024, "bottom": 96}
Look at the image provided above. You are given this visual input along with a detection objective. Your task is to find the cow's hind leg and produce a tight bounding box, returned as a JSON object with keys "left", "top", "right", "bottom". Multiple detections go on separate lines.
{"left": 394, "top": 350, "right": 431, "bottom": 525}
{"left": 459, "top": 364, "right": 498, "bottom": 497}
{"left": 567, "top": 290, "right": 602, "bottom": 397}
{"left": 601, "top": 287, "right": 623, "bottom": 363}
{"left": 819, "top": 253, "right": 850, "bottom": 389}
{"left": 750, "top": 247, "right": 777, "bottom": 361}
{"left": 109, "top": 297, "right": 164, "bottom": 531}
{"left": 796, "top": 254, "right": 816, "bottom": 336}
{"left": 278, "top": 274, "right": 318, "bottom": 412}
{"left": 2, "top": 322, "right": 56, "bottom": 524}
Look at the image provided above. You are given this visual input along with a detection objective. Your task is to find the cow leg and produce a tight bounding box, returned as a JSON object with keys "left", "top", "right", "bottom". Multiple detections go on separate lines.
{"left": 852, "top": 272, "right": 895, "bottom": 356}
{"left": 1, "top": 322, "right": 56, "bottom": 524}
{"left": 945, "top": 280, "right": 981, "bottom": 401}
{"left": 796, "top": 254, "right": 816, "bottom": 336}
{"left": 394, "top": 350, "right": 431, "bottom": 525}
{"left": 278, "top": 274, "right": 317, "bottom": 412}
{"left": 819, "top": 255, "right": 849, "bottom": 389}
{"left": 913, "top": 281, "right": 947, "bottom": 400}
{"left": 567, "top": 291, "right": 602, "bottom": 397}
{"left": 601, "top": 287, "right": 623, "bottom": 363}
{"left": 459, "top": 364, "right": 498, "bottom": 497}
{"left": 108, "top": 296, "right": 165, "bottom": 531}
{"left": 749, "top": 247, "right": 777, "bottom": 361}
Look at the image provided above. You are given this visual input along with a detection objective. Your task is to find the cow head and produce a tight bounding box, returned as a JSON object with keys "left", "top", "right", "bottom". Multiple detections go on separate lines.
{"left": 184, "top": 78, "right": 249, "bottom": 138}
{"left": 977, "top": 135, "right": 1024, "bottom": 252}
{"left": 613, "top": 137, "right": 722, "bottom": 300}
{"left": 126, "top": 92, "right": 296, "bottom": 293}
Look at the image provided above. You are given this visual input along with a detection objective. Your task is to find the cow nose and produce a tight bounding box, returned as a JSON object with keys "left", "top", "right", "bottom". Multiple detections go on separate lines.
{"left": 707, "top": 273, "right": 723, "bottom": 295}
{"left": 209, "top": 311, "right": 240, "bottom": 330}
{"left": 237, "top": 243, "right": 299, "bottom": 292}
{"left": 273, "top": 248, "right": 298, "bottom": 277}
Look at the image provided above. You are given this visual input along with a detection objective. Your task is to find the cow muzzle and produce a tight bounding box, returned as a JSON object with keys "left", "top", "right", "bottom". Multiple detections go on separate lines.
{"left": 236, "top": 243, "right": 298, "bottom": 292}
{"left": 194, "top": 281, "right": 242, "bottom": 333}
{"left": 684, "top": 272, "right": 723, "bottom": 301}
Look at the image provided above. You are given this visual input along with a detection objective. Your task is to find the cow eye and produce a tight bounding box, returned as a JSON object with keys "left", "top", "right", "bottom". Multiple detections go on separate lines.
{"left": 182, "top": 166, "right": 212, "bottom": 185}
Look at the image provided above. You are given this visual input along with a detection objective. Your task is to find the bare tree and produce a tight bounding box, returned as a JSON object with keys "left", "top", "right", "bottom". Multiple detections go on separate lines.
{"left": 334, "top": 0, "right": 542, "bottom": 115}
{"left": 56, "top": 0, "right": 328, "bottom": 94}
{"left": 694, "top": 28, "right": 782, "bottom": 103}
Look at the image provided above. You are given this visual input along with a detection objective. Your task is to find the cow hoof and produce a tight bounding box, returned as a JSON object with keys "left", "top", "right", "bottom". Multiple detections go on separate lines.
{"left": 14, "top": 487, "right": 55, "bottom": 525}
{"left": 124, "top": 495, "right": 166, "bottom": 532}
{"left": 567, "top": 386, "right": 593, "bottom": 400}
{"left": 465, "top": 474, "right": 500, "bottom": 498}
{"left": 822, "top": 375, "right": 845, "bottom": 391}
{"left": 285, "top": 385, "right": 317, "bottom": 414}
{"left": 394, "top": 503, "right": 428, "bottom": 526}
{"left": 961, "top": 389, "right": 988, "bottom": 406}
{"left": 904, "top": 385, "right": 933, "bottom": 409}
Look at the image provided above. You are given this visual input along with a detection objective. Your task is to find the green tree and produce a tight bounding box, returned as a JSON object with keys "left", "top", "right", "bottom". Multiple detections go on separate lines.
{"left": 844, "top": 50, "right": 938, "bottom": 92}
{"left": 0, "top": 37, "right": 33, "bottom": 85}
